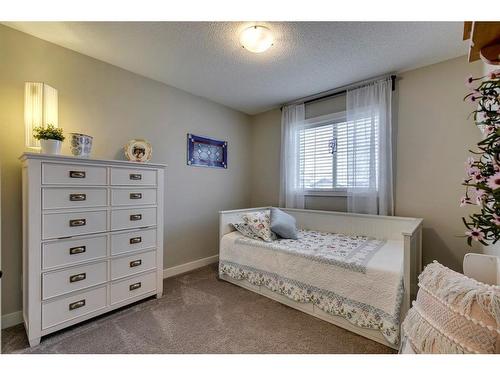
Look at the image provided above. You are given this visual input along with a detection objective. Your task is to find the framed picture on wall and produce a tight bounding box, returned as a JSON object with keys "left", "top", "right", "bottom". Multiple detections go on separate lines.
{"left": 187, "top": 133, "right": 227, "bottom": 169}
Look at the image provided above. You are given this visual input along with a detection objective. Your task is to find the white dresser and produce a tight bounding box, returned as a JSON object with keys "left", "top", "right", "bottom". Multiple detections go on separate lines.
{"left": 20, "top": 153, "right": 165, "bottom": 347}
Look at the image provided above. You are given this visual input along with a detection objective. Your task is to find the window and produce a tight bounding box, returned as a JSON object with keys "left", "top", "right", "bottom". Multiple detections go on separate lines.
{"left": 298, "top": 113, "right": 379, "bottom": 191}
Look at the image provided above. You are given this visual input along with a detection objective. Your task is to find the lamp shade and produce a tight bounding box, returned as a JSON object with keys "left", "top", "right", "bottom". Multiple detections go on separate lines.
{"left": 24, "top": 82, "right": 58, "bottom": 148}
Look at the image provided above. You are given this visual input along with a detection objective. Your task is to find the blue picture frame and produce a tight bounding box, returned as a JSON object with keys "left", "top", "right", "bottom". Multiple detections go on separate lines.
{"left": 187, "top": 133, "right": 227, "bottom": 169}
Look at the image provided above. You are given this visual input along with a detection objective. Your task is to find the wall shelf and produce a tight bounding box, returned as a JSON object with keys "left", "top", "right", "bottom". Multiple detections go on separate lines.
{"left": 463, "top": 21, "right": 500, "bottom": 65}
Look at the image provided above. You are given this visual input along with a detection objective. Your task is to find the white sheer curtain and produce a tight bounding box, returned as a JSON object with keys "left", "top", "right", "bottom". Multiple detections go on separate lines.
{"left": 279, "top": 103, "right": 305, "bottom": 208}
{"left": 346, "top": 78, "right": 393, "bottom": 215}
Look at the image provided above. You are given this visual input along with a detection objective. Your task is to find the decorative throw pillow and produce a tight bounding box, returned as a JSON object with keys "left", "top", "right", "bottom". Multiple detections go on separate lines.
{"left": 401, "top": 261, "right": 500, "bottom": 354}
{"left": 242, "top": 210, "right": 277, "bottom": 242}
{"left": 231, "top": 222, "right": 261, "bottom": 240}
{"left": 270, "top": 207, "right": 298, "bottom": 239}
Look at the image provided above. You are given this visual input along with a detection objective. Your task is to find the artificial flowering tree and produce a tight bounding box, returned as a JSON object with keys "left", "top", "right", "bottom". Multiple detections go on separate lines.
{"left": 462, "top": 68, "right": 500, "bottom": 246}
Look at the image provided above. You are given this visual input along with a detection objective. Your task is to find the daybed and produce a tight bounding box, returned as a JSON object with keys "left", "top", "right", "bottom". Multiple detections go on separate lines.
{"left": 218, "top": 207, "right": 423, "bottom": 349}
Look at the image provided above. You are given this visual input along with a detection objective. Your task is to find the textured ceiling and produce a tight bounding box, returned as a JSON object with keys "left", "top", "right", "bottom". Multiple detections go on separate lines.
{"left": 4, "top": 22, "right": 467, "bottom": 114}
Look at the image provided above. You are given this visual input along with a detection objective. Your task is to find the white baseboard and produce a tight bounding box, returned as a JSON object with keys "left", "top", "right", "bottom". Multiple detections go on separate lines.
{"left": 163, "top": 254, "right": 218, "bottom": 279}
{"left": 1, "top": 255, "right": 219, "bottom": 330}
{"left": 1, "top": 310, "right": 23, "bottom": 329}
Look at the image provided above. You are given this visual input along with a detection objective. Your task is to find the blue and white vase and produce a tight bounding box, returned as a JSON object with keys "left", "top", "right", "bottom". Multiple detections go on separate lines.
{"left": 69, "top": 133, "right": 93, "bottom": 158}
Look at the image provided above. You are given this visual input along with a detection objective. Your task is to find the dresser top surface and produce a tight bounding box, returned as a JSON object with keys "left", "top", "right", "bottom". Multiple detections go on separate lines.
{"left": 19, "top": 152, "right": 167, "bottom": 169}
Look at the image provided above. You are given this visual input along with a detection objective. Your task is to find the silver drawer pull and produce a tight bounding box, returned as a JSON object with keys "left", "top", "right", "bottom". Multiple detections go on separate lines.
{"left": 129, "top": 174, "right": 142, "bottom": 180}
{"left": 129, "top": 237, "right": 142, "bottom": 244}
{"left": 69, "top": 299, "right": 86, "bottom": 311}
{"left": 69, "top": 273, "right": 86, "bottom": 283}
{"left": 129, "top": 282, "right": 142, "bottom": 291}
{"left": 69, "top": 171, "right": 86, "bottom": 178}
{"left": 129, "top": 259, "right": 142, "bottom": 268}
{"left": 69, "top": 193, "right": 87, "bottom": 201}
{"left": 130, "top": 214, "right": 142, "bottom": 221}
{"left": 129, "top": 193, "right": 142, "bottom": 200}
{"left": 69, "top": 219, "right": 86, "bottom": 227}
{"left": 69, "top": 246, "right": 86, "bottom": 255}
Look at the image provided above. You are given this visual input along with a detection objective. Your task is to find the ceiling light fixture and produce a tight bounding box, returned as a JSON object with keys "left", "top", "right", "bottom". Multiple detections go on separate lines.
{"left": 240, "top": 25, "right": 273, "bottom": 53}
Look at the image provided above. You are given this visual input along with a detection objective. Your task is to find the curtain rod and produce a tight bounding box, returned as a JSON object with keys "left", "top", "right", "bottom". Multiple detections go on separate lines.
{"left": 283, "top": 73, "right": 397, "bottom": 108}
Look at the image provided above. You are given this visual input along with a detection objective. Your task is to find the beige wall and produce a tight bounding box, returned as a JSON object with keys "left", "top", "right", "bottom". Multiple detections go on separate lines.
{"left": 0, "top": 25, "right": 252, "bottom": 316}
{"left": 395, "top": 56, "right": 483, "bottom": 270}
{"left": 250, "top": 55, "right": 484, "bottom": 271}
{"left": 250, "top": 109, "right": 281, "bottom": 207}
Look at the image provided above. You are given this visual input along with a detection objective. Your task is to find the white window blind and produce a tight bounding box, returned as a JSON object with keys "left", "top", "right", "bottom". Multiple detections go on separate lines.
{"left": 298, "top": 116, "right": 379, "bottom": 190}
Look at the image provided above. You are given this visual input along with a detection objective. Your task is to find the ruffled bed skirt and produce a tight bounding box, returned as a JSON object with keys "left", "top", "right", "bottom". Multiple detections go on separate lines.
{"left": 219, "top": 260, "right": 403, "bottom": 345}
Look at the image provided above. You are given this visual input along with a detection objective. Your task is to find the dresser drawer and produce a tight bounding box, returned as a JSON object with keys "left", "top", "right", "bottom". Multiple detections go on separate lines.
{"left": 43, "top": 187, "right": 107, "bottom": 210}
{"left": 110, "top": 207, "right": 156, "bottom": 231}
{"left": 110, "top": 271, "right": 156, "bottom": 305}
{"left": 42, "top": 210, "right": 107, "bottom": 239}
{"left": 111, "top": 228, "right": 156, "bottom": 256}
{"left": 110, "top": 168, "right": 156, "bottom": 186}
{"left": 42, "top": 261, "right": 108, "bottom": 300}
{"left": 42, "top": 235, "right": 107, "bottom": 270}
{"left": 111, "top": 188, "right": 157, "bottom": 206}
{"left": 42, "top": 163, "right": 107, "bottom": 185}
{"left": 111, "top": 250, "right": 156, "bottom": 280}
{"left": 42, "top": 285, "right": 107, "bottom": 330}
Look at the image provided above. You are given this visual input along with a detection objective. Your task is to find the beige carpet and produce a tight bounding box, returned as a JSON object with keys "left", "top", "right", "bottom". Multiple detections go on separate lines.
{"left": 2, "top": 264, "right": 395, "bottom": 354}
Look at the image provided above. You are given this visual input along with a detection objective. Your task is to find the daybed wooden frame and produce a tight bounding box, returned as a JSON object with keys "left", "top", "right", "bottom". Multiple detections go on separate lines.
{"left": 218, "top": 207, "right": 423, "bottom": 349}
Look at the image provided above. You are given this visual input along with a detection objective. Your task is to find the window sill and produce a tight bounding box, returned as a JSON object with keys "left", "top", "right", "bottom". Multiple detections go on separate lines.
{"left": 304, "top": 189, "right": 347, "bottom": 197}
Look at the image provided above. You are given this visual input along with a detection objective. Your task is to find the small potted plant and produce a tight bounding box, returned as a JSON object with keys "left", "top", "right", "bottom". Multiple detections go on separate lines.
{"left": 33, "top": 124, "right": 65, "bottom": 155}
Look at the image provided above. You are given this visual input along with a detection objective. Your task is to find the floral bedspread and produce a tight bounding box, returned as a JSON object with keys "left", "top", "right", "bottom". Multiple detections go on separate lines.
{"left": 235, "top": 229, "right": 386, "bottom": 273}
{"left": 220, "top": 230, "right": 404, "bottom": 346}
